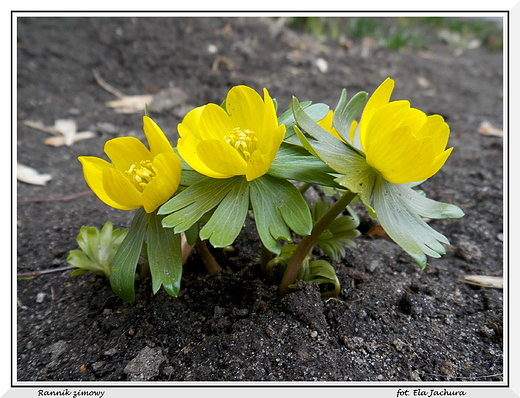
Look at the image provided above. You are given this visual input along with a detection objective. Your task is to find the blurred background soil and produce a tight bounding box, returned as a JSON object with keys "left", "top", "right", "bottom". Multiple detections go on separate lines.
{"left": 15, "top": 15, "right": 504, "bottom": 382}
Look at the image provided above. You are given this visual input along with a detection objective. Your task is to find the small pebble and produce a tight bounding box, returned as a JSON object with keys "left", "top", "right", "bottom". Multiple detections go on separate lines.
{"left": 207, "top": 43, "right": 218, "bottom": 54}
{"left": 36, "top": 292, "right": 46, "bottom": 304}
{"left": 315, "top": 57, "right": 328, "bottom": 73}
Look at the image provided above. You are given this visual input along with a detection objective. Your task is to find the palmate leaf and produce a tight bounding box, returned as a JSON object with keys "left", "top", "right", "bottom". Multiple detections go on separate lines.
{"left": 279, "top": 101, "right": 330, "bottom": 143}
{"left": 373, "top": 177, "right": 464, "bottom": 268}
{"left": 268, "top": 143, "right": 340, "bottom": 187}
{"left": 294, "top": 259, "right": 341, "bottom": 297}
{"left": 159, "top": 176, "right": 242, "bottom": 232}
{"left": 250, "top": 175, "right": 312, "bottom": 254}
{"left": 199, "top": 177, "right": 250, "bottom": 248}
{"left": 332, "top": 89, "right": 368, "bottom": 143}
{"left": 312, "top": 198, "right": 360, "bottom": 261}
{"left": 110, "top": 208, "right": 147, "bottom": 302}
{"left": 146, "top": 211, "right": 183, "bottom": 297}
{"left": 159, "top": 176, "right": 250, "bottom": 249}
{"left": 291, "top": 96, "right": 377, "bottom": 211}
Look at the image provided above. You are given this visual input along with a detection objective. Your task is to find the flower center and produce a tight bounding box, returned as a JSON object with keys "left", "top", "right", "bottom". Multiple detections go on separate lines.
{"left": 224, "top": 127, "right": 258, "bottom": 161}
{"left": 125, "top": 160, "right": 157, "bottom": 190}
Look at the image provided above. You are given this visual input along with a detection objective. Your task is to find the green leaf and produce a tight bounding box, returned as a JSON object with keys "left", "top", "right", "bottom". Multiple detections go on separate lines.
{"left": 268, "top": 143, "right": 340, "bottom": 187}
{"left": 184, "top": 222, "right": 200, "bottom": 246}
{"left": 312, "top": 198, "right": 360, "bottom": 261}
{"left": 373, "top": 178, "right": 463, "bottom": 268}
{"left": 67, "top": 249, "right": 105, "bottom": 276}
{"left": 146, "top": 211, "right": 183, "bottom": 297}
{"left": 332, "top": 89, "right": 368, "bottom": 143}
{"left": 279, "top": 101, "right": 329, "bottom": 139}
{"left": 67, "top": 222, "right": 129, "bottom": 278}
{"left": 250, "top": 175, "right": 312, "bottom": 254}
{"left": 292, "top": 96, "right": 377, "bottom": 212}
{"left": 199, "top": 177, "right": 250, "bottom": 248}
{"left": 110, "top": 208, "right": 147, "bottom": 302}
{"left": 179, "top": 169, "right": 206, "bottom": 187}
{"left": 159, "top": 176, "right": 241, "bottom": 233}
{"left": 298, "top": 259, "right": 340, "bottom": 297}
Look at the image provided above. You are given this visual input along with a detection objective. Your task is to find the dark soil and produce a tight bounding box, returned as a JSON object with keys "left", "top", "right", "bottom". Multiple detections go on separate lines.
{"left": 16, "top": 16, "right": 504, "bottom": 382}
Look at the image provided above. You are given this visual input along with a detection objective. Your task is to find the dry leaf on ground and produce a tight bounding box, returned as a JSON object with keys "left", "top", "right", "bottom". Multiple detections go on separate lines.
{"left": 93, "top": 69, "right": 188, "bottom": 113}
{"left": 462, "top": 275, "right": 503, "bottom": 289}
{"left": 17, "top": 163, "right": 52, "bottom": 186}
{"left": 478, "top": 120, "right": 503, "bottom": 137}
{"left": 23, "top": 119, "right": 96, "bottom": 147}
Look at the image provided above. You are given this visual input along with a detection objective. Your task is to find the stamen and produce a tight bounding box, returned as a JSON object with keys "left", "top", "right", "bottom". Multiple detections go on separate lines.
{"left": 223, "top": 127, "right": 257, "bottom": 160}
{"left": 125, "top": 160, "right": 157, "bottom": 191}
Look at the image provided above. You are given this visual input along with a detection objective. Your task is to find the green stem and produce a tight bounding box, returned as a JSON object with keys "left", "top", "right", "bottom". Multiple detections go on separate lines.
{"left": 195, "top": 238, "right": 223, "bottom": 275}
{"left": 260, "top": 243, "right": 274, "bottom": 272}
{"left": 278, "top": 190, "right": 357, "bottom": 298}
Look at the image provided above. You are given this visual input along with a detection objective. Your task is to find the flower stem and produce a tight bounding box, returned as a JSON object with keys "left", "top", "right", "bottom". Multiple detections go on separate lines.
{"left": 278, "top": 190, "right": 357, "bottom": 298}
{"left": 195, "top": 238, "right": 223, "bottom": 275}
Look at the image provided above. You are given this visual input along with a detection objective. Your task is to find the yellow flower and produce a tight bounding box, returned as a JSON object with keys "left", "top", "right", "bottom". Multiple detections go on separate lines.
{"left": 79, "top": 116, "right": 182, "bottom": 213}
{"left": 177, "top": 85, "right": 286, "bottom": 181}
{"left": 352, "top": 78, "right": 453, "bottom": 184}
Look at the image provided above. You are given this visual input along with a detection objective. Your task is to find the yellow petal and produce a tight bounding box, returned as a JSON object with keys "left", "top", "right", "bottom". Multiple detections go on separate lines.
{"left": 198, "top": 103, "right": 236, "bottom": 141}
{"left": 225, "top": 85, "right": 264, "bottom": 133}
{"left": 196, "top": 139, "right": 247, "bottom": 178}
{"left": 78, "top": 156, "right": 130, "bottom": 209}
{"left": 178, "top": 105, "right": 206, "bottom": 138}
{"left": 261, "top": 87, "right": 279, "bottom": 134}
{"left": 318, "top": 110, "right": 334, "bottom": 131}
{"left": 418, "top": 114, "right": 450, "bottom": 153}
{"left": 349, "top": 120, "right": 358, "bottom": 143}
{"left": 363, "top": 100, "right": 410, "bottom": 154}
{"left": 177, "top": 131, "right": 230, "bottom": 178}
{"left": 104, "top": 137, "right": 151, "bottom": 172}
{"left": 318, "top": 110, "right": 343, "bottom": 141}
{"left": 359, "top": 78, "right": 394, "bottom": 149}
{"left": 402, "top": 107, "right": 427, "bottom": 135}
{"left": 424, "top": 147, "right": 454, "bottom": 180}
{"left": 268, "top": 124, "right": 286, "bottom": 161}
{"left": 142, "top": 116, "right": 174, "bottom": 158}
{"left": 141, "top": 152, "right": 182, "bottom": 213}
{"left": 102, "top": 167, "right": 143, "bottom": 210}
{"left": 367, "top": 126, "right": 440, "bottom": 184}
{"left": 246, "top": 150, "right": 271, "bottom": 181}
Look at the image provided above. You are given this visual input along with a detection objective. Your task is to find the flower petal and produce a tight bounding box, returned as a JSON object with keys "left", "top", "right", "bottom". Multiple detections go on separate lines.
{"left": 196, "top": 139, "right": 247, "bottom": 178}
{"left": 198, "top": 103, "right": 236, "bottom": 141}
{"left": 424, "top": 147, "right": 454, "bottom": 180}
{"left": 261, "top": 87, "right": 279, "bottom": 134}
{"left": 225, "top": 85, "right": 264, "bottom": 133}
{"left": 402, "top": 107, "right": 427, "bottom": 135}
{"left": 363, "top": 100, "right": 410, "bottom": 154}
{"left": 268, "top": 124, "right": 286, "bottom": 162}
{"left": 178, "top": 105, "right": 206, "bottom": 138}
{"left": 367, "top": 125, "right": 442, "bottom": 184}
{"left": 102, "top": 167, "right": 143, "bottom": 210}
{"left": 104, "top": 137, "right": 151, "bottom": 172}
{"left": 318, "top": 110, "right": 344, "bottom": 142}
{"left": 359, "top": 77, "right": 394, "bottom": 149}
{"left": 418, "top": 114, "right": 450, "bottom": 153}
{"left": 178, "top": 131, "right": 229, "bottom": 178}
{"left": 78, "top": 156, "right": 130, "bottom": 209}
{"left": 141, "top": 152, "right": 182, "bottom": 213}
{"left": 142, "top": 116, "right": 174, "bottom": 158}
{"left": 246, "top": 150, "right": 271, "bottom": 181}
